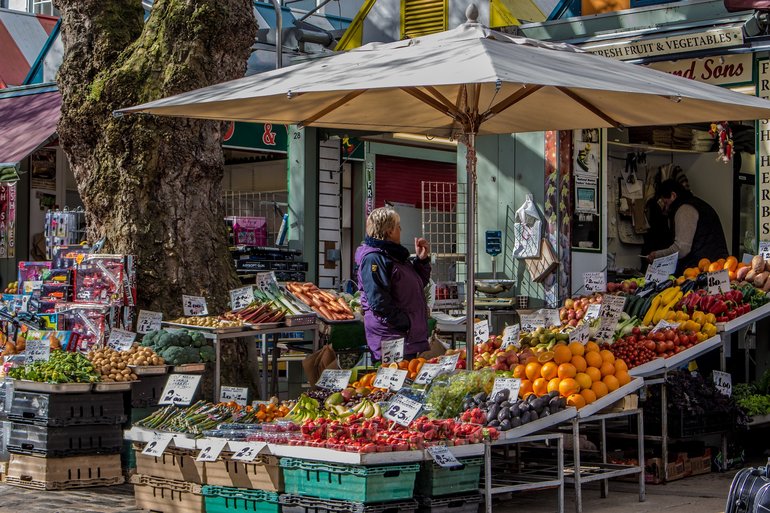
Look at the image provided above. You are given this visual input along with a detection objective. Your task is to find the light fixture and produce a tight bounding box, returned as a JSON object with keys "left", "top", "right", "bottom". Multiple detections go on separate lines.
{"left": 392, "top": 132, "right": 458, "bottom": 147}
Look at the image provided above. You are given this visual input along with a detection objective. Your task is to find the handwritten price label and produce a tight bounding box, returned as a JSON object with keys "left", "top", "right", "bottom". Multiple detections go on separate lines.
{"left": 414, "top": 363, "right": 442, "bottom": 385}
{"left": 142, "top": 432, "right": 175, "bottom": 457}
{"left": 229, "top": 287, "right": 255, "bottom": 311}
{"left": 182, "top": 295, "right": 208, "bottom": 317}
{"left": 651, "top": 320, "right": 680, "bottom": 333}
{"left": 315, "top": 369, "right": 352, "bottom": 391}
{"left": 473, "top": 319, "right": 490, "bottom": 344}
{"left": 107, "top": 329, "right": 137, "bottom": 351}
{"left": 384, "top": 393, "right": 422, "bottom": 427}
{"left": 519, "top": 313, "right": 544, "bottom": 333}
{"left": 196, "top": 438, "right": 228, "bottom": 462}
{"left": 583, "top": 303, "right": 602, "bottom": 322}
{"left": 219, "top": 386, "right": 248, "bottom": 406}
{"left": 583, "top": 272, "right": 606, "bottom": 293}
{"left": 228, "top": 441, "right": 267, "bottom": 462}
{"left": 645, "top": 253, "right": 678, "bottom": 284}
{"left": 707, "top": 269, "right": 730, "bottom": 295}
{"left": 713, "top": 370, "right": 732, "bottom": 397}
{"left": 159, "top": 374, "right": 202, "bottom": 406}
{"left": 502, "top": 324, "right": 521, "bottom": 349}
{"left": 381, "top": 338, "right": 405, "bottom": 365}
{"left": 569, "top": 324, "right": 589, "bottom": 345}
{"left": 542, "top": 309, "right": 562, "bottom": 328}
{"left": 427, "top": 445, "right": 462, "bottom": 468}
{"left": 136, "top": 310, "right": 162, "bottom": 334}
{"left": 256, "top": 272, "right": 278, "bottom": 292}
{"left": 24, "top": 334, "right": 50, "bottom": 365}
{"left": 599, "top": 295, "right": 626, "bottom": 320}
{"left": 438, "top": 353, "right": 460, "bottom": 373}
{"left": 373, "top": 367, "right": 408, "bottom": 391}
{"left": 760, "top": 241, "right": 770, "bottom": 260}
{"left": 490, "top": 377, "right": 521, "bottom": 401}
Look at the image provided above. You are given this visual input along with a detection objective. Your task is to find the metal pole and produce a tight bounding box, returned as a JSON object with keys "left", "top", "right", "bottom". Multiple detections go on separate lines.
{"left": 466, "top": 132, "right": 477, "bottom": 368}
{"left": 271, "top": 0, "right": 283, "bottom": 69}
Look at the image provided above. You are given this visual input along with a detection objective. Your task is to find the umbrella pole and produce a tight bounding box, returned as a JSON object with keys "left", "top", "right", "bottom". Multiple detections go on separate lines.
{"left": 465, "top": 132, "right": 477, "bottom": 370}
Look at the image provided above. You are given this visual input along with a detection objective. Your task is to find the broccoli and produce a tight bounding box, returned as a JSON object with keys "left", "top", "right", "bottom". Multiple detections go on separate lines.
{"left": 190, "top": 332, "right": 206, "bottom": 348}
{"left": 199, "top": 345, "right": 216, "bottom": 363}
{"left": 160, "top": 345, "right": 202, "bottom": 365}
{"left": 177, "top": 332, "right": 193, "bottom": 347}
{"left": 141, "top": 330, "right": 159, "bottom": 348}
{"left": 154, "top": 331, "right": 177, "bottom": 350}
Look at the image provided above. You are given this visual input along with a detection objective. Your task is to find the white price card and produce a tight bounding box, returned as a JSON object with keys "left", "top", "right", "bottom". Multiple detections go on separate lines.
{"left": 489, "top": 377, "right": 521, "bottom": 401}
{"left": 315, "top": 369, "right": 352, "bottom": 391}
{"left": 438, "top": 353, "right": 460, "bottom": 373}
{"left": 569, "top": 324, "right": 589, "bottom": 345}
{"left": 229, "top": 286, "right": 255, "bottom": 311}
{"left": 414, "top": 363, "right": 442, "bottom": 385}
{"left": 373, "top": 367, "right": 408, "bottom": 391}
{"left": 24, "top": 333, "right": 50, "bottom": 365}
{"left": 381, "top": 338, "right": 405, "bottom": 365}
{"left": 256, "top": 272, "right": 278, "bottom": 292}
{"left": 542, "top": 309, "right": 562, "bottom": 328}
{"left": 583, "top": 272, "right": 606, "bottom": 293}
{"left": 502, "top": 324, "right": 521, "bottom": 349}
{"left": 599, "top": 295, "right": 626, "bottom": 321}
{"left": 427, "top": 445, "right": 462, "bottom": 468}
{"left": 137, "top": 310, "right": 163, "bottom": 334}
{"left": 107, "top": 328, "right": 137, "bottom": 351}
{"left": 519, "top": 313, "right": 545, "bottom": 333}
{"left": 760, "top": 241, "right": 770, "bottom": 260}
{"left": 384, "top": 393, "right": 423, "bottom": 427}
{"left": 182, "top": 295, "right": 208, "bottom": 316}
{"left": 583, "top": 303, "right": 601, "bottom": 322}
{"left": 219, "top": 386, "right": 248, "bottom": 406}
{"left": 707, "top": 269, "right": 730, "bottom": 295}
{"left": 196, "top": 438, "right": 228, "bottom": 462}
{"left": 142, "top": 432, "right": 175, "bottom": 457}
{"left": 645, "top": 253, "right": 678, "bottom": 283}
{"left": 473, "top": 319, "right": 490, "bottom": 344}
{"left": 159, "top": 374, "right": 203, "bottom": 406}
{"left": 713, "top": 370, "right": 732, "bottom": 397}
{"left": 595, "top": 318, "right": 619, "bottom": 343}
{"left": 651, "top": 320, "right": 680, "bottom": 333}
{"left": 228, "top": 441, "right": 267, "bottom": 462}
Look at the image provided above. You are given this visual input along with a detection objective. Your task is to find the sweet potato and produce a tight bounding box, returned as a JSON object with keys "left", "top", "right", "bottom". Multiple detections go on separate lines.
{"left": 736, "top": 266, "right": 751, "bottom": 281}
{"left": 752, "top": 255, "right": 765, "bottom": 273}
{"left": 754, "top": 271, "right": 769, "bottom": 288}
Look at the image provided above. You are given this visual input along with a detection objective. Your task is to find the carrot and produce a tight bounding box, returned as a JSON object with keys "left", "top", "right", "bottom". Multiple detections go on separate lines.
{"left": 318, "top": 305, "right": 334, "bottom": 320}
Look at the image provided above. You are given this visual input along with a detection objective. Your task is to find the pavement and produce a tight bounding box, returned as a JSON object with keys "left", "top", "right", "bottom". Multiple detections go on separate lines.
{"left": 0, "top": 468, "right": 739, "bottom": 513}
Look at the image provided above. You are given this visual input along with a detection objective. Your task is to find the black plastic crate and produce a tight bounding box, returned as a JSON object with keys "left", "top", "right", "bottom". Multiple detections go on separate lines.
{"left": 9, "top": 391, "right": 126, "bottom": 426}
{"left": 280, "top": 495, "right": 418, "bottom": 513}
{"left": 416, "top": 494, "right": 481, "bottom": 513}
{"left": 8, "top": 422, "right": 123, "bottom": 457}
{"left": 131, "top": 375, "right": 168, "bottom": 408}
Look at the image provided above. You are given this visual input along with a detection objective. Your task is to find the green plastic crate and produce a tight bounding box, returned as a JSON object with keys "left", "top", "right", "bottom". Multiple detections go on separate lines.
{"left": 280, "top": 458, "right": 419, "bottom": 503}
{"left": 202, "top": 485, "right": 280, "bottom": 513}
{"left": 415, "top": 457, "right": 483, "bottom": 496}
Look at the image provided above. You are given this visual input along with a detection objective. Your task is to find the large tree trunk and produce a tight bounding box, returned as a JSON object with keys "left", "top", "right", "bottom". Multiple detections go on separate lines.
{"left": 54, "top": 0, "right": 258, "bottom": 396}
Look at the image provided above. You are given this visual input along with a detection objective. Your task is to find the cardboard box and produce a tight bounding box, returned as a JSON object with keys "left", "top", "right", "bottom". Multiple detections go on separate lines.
{"left": 6, "top": 453, "right": 123, "bottom": 490}
{"left": 135, "top": 447, "right": 206, "bottom": 484}
{"left": 690, "top": 454, "right": 712, "bottom": 476}
{"left": 132, "top": 474, "right": 203, "bottom": 513}
{"left": 607, "top": 394, "right": 639, "bottom": 412}
{"left": 204, "top": 454, "right": 283, "bottom": 491}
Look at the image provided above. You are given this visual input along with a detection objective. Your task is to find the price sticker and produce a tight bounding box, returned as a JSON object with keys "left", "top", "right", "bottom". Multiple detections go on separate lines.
{"left": 229, "top": 286, "right": 255, "bottom": 311}
{"left": 519, "top": 313, "right": 545, "bottom": 333}
{"left": 651, "top": 320, "right": 680, "bottom": 333}
{"left": 583, "top": 272, "right": 606, "bottom": 293}
{"left": 502, "top": 324, "right": 521, "bottom": 349}
{"left": 142, "top": 432, "right": 175, "bottom": 457}
{"left": 159, "top": 374, "right": 203, "bottom": 406}
{"left": 427, "top": 445, "right": 462, "bottom": 468}
{"left": 489, "top": 377, "right": 521, "bottom": 401}
{"left": 228, "top": 441, "right": 267, "bottom": 462}
{"left": 384, "top": 393, "right": 422, "bottom": 426}
{"left": 569, "top": 324, "right": 589, "bottom": 345}
{"left": 219, "top": 386, "right": 248, "bottom": 406}
{"left": 713, "top": 370, "right": 732, "bottom": 397}
{"left": 473, "top": 319, "right": 490, "bottom": 344}
{"left": 438, "top": 353, "right": 460, "bottom": 373}
{"left": 583, "top": 303, "right": 602, "bottom": 322}
{"left": 414, "top": 363, "right": 442, "bottom": 385}
{"left": 256, "top": 272, "right": 278, "bottom": 292}
{"left": 381, "top": 338, "right": 405, "bottom": 365}
{"left": 315, "top": 369, "right": 352, "bottom": 391}
{"left": 182, "top": 295, "right": 208, "bottom": 316}
{"left": 373, "top": 367, "right": 408, "bottom": 391}
{"left": 542, "top": 309, "right": 562, "bottom": 328}
{"left": 760, "top": 241, "right": 770, "bottom": 260}
{"left": 24, "top": 334, "right": 50, "bottom": 365}
{"left": 196, "top": 438, "right": 228, "bottom": 462}
{"left": 707, "top": 269, "right": 730, "bottom": 295}
{"left": 107, "top": 329, "right": 137, "bottom": 351}
{"left": 645, "top": 253, "right": 678, "bottom": 283}
{"left": 137, "top": 310, "right": 163, "bottom": 334}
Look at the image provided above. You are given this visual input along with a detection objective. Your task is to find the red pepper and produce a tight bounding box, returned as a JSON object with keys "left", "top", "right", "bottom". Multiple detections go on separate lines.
{"left": 709, "top": 300, "right": 728, "bottom": 315}
{"left": 716, "top": 315, "right": 729, "bottom": 323}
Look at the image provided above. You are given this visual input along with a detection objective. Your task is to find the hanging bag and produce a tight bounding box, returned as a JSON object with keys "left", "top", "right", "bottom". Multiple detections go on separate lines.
{"left": 513, "top": 195, "right": 543, "bottom": 258}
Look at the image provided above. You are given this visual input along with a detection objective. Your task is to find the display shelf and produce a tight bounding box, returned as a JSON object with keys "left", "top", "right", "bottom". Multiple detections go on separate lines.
{"left": 577, "top": 378, "right": 644, "bottom": 418}
{"left": 268, "top": 442, "right": 484, "bottom": 465}
{"left": 125, "top": 427, "right": 198, "bottom": 450}
{"left": 718, "top": 302, "right": 770, "bottom": 334}
{"left": 563, "top": 463, "right": 643, "bottom": 483}
{"left": 662, "top": 335, "right": 722, "bottom": 369}
{"left": 748, "top": 413, "right": 770, "bottom": 428}
{"left": 500, "top": 407, "right": 576, "bottom": 439}
{"left": 628, "top": 358, "right": 666, "bottom": 378}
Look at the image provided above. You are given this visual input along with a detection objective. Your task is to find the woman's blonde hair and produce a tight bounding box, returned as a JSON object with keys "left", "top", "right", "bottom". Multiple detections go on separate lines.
{"left": 366, "top": 207, "right": 400, "bottom": 240}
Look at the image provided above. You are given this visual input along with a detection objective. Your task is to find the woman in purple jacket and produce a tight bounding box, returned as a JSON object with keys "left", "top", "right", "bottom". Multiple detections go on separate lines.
{"left": 354, "top": 207, "right": 432, "bottom": 361}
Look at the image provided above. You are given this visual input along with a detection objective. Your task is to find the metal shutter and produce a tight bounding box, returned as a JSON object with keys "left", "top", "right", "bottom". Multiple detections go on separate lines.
{"left": 401, "top": 0, "right": 447, "bottom": 39}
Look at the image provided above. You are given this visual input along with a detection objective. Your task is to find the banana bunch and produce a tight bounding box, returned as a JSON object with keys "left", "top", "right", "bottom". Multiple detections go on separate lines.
{"left": 327, "top": 404, "right": 355, "bottom": 419}
{"left": 287, "top": 394, "right": 323, "bottom": 422}
{"left": 352, "top": 398, "right": 382, "bottom": 419}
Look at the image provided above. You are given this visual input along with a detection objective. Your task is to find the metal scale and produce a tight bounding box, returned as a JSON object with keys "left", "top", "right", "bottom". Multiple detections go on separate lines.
{"left": 474, "top": 230, "right": 516, "bottom": 308}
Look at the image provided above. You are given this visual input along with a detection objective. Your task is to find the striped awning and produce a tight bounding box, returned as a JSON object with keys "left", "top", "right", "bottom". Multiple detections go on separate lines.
{"left": 0, "top": 9, "right": 58, "bottom": 88}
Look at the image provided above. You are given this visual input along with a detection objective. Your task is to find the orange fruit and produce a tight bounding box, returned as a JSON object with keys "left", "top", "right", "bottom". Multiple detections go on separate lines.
{"left": 533, "top": 378, "right": 549, "bottom": 396}
{"left": 541, "top": 362, "right": 558, "bottom": 380}
{"left": 537, "top": 351, "right": 555, "bottom": 363}
{"left": 585, "top": 341, "right": 600, "bottom": 353}
{"left": 557, "top": 363, "right": 577, "bottom": 379}
{"left": 591, "top": 381, "right": 609, "bottom": 398}
{"left": 575, "top": 372, "right": 592, "bottom": 391}
{"left": 614, "top": 359, "right": 628, "bottom": 373}
{"left": 567, "top": 393, "right": 586, "bottom": 409}
{"left": 586, "top": 367, "right": 602, "bottom": 383}
{"left": 524, "top": 355, "right": 539, "bottom": 364}
{"left": 547, "top": 377, "right": 562, "bottom": 393}
{"left": 568, "top": 341, "right": 585, "bottom": 356}
{"left": 698, "top": 258, "right": 711, "bottom": 272}
{"left": 600, "top": 362, "right": 616, "bottom": 377}
{"left": 559, "top": 377, "right": 580, "bottom": 397}
{"left": 585, "top": 351, "right": 603, "bottom": 368}
{"left": 580, "top": 389, "right": 597, "bottom": 405}
{"left": 708, "top": 262, "right": 722, "bottom": 273}
{"left": 571, "top": 355, "right": 587, "bottom": 373}
{"left": 724, "top": 256, "right": 738, "bottom": 272}
{"left": 616, "top": 370, "right": 631, "bottom": 386}
{"left": 603, "top": 375, "right": 620, "bottom": 392}
{"left": 600, "top": 350, "right": 615, "bottom": 364}
{"left": 519, "top": 380, "right": 533, "bottom": 398}
{"left": 513, "top": 364, "right": 526, "bottom": 378}
{"left": 683, "top": 267, "right": 699, "bottom": 279}
{"left": 525, "top": 362, "right": 542, "bottom": 382}
{"left": 553, "top": 344, "right": 573, "bottom": 365}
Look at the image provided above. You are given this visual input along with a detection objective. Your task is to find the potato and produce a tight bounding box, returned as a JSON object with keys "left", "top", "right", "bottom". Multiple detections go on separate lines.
{"left": 117, "top": 362, "right": 126, "bottom": 370}
{"left": 755, "top": 271, "right": 769, "bottom": 288}
{"left": 752, "top": 255, "right": 765, "bottom": 273}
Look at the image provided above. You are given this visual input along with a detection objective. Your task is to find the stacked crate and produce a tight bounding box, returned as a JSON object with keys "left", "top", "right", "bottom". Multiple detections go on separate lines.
{"left": 132, "top": 443, "right": 206, "bottom": 513}
{"left": 199, "top": 450, "right": 285, "bottom": 513}
{"left": 413, "top": 457, "right": 483, "bottom": 513}
{"left": 5, "top": 390, "right": 125, "bottom": 489}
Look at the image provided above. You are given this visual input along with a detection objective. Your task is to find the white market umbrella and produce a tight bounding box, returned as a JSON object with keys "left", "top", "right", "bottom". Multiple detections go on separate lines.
{"left": 119, "top": 6, "right": 770, "bottom": 364}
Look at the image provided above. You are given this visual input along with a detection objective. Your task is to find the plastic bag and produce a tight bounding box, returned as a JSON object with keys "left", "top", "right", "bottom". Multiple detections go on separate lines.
{"left": 513, "top": 195, "right": 542, "bottom": 258}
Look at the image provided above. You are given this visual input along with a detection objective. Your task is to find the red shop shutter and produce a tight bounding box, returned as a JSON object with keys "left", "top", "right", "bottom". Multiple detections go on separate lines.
{"left": 375, "top": 155, "right": 456, "bottom": 209}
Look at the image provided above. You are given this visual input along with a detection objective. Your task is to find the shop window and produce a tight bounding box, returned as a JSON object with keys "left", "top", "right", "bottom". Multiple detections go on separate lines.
{"left": 401, "top": 0, "right": 447, "bottom": 39}
{"left": 28, "top": 0, "right": 57, "bottom": 15}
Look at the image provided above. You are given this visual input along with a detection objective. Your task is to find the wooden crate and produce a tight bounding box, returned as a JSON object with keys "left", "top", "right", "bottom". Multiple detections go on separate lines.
{"left": 134, "top": 445, "right": 206, "bottom": 484}
{"left": 6, "top": 453, "right": 124, "bottom": 490}
{"left": 204, "top": 454, "right": 283, "bottom": 491}
{"left": 132, "top": 474, "right": 203, "bottom": 513}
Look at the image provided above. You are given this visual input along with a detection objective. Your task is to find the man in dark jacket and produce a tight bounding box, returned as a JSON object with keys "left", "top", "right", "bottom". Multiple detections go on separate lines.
{"left": 648, "top": 179, "right": 728, "bottom": 274}
{"left": 355, "top": 207, "right": 431, "bottom": 360}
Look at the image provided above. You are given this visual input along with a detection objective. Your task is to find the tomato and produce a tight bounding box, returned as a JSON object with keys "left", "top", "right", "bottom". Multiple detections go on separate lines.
{"left": 645, "top": 341, "right": 656, "bottom": 351}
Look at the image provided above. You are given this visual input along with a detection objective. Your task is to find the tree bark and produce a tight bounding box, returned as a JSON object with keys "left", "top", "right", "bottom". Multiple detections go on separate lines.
{"left": 54, "top": 0, "right": 258, "bottom": 396}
